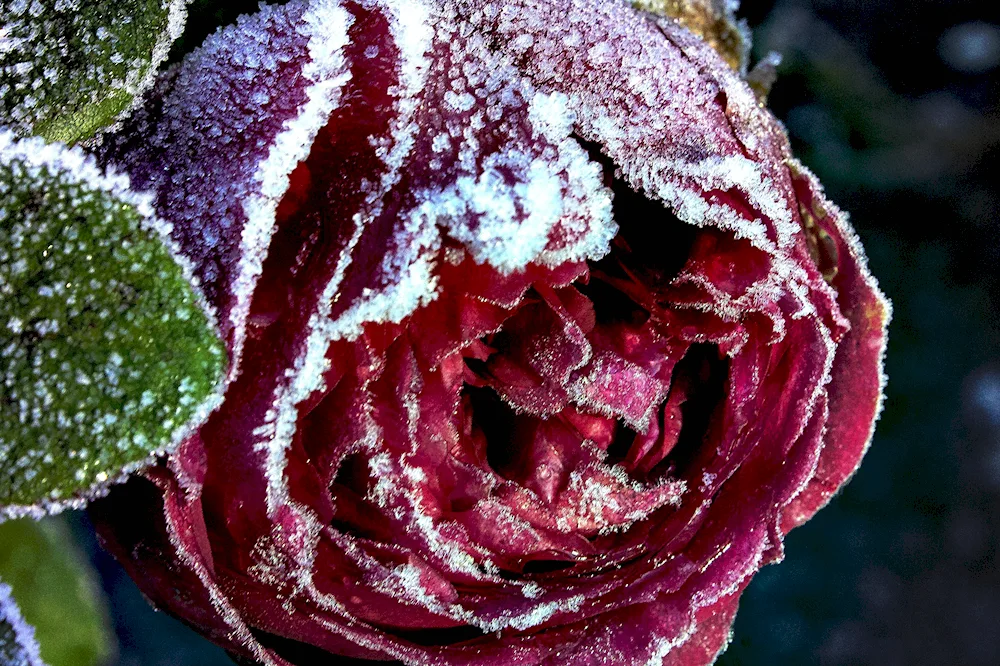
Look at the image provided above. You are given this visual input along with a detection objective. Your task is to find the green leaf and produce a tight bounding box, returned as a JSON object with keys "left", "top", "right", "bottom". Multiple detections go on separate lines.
{"left": 0, "top": 518, "right": 112, "bottom": 666}
{"left": 0, "top": 0, "right": 190, "bottom": 144}
{"left": 0, "top": 132, "right": 226, "bottom": 517}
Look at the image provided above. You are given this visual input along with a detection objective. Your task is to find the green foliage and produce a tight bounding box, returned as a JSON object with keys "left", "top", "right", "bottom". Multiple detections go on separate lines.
{"left": 0, "top": 518, "right": 112, "bottom": 666}
{"left": 0, "top": 133, "right": 226, "bottom": 516}
{"left": 0, "top": 0, "right": 189, "bottom": 144}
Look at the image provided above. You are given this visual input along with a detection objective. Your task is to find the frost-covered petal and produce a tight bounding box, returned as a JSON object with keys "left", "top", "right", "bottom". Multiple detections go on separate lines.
{"left": 661, "top": 592, "right": 740, "bottom": 666}
{"left": 89, "top": 472, "right": 292, "bottom": 666}
{"left": 780, "top": 162, "right": 890, "bottom": 531}
{"left": 97, "top": 1, "right": 354, "bottom": 379}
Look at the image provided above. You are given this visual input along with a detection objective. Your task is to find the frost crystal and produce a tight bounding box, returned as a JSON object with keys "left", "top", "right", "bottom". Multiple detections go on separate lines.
{"left": 0, "top": 132, "right": 226, "bottom": 517}
{"left": 0, "top": 0, "right": 189, "bottom": 143}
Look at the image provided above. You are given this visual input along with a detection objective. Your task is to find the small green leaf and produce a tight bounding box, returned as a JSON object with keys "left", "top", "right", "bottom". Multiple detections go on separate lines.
{"left": 1, "top": 518, "right": 112, "bottom": 666}
{"left": 0, "top": 0, "right": 190, "bottom": 144}
{"left": 0, "top": 132, "right": 226, "bottom": 517}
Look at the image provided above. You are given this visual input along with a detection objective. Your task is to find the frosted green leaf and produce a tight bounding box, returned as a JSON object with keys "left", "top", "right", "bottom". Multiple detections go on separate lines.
{"left": 0, "top": 132, "right": 226, "bottom": 517}
{"left": 0, "top": 0, "right": 190, "bottom": 144}
{"left": 1, "top": 518, "right": 112, "bottom": 666}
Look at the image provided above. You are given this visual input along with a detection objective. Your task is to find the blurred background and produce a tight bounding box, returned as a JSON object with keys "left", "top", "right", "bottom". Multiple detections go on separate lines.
{"left": 5, "top": 0, "right": 1000, "bottom": 664}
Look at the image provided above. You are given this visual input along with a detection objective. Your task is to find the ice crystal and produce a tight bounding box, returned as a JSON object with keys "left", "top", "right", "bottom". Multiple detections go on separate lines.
{"left": 0, "top": 132, "right": 225, "bottom": 517}
{"left": 0, "top": 0, "right": 189, "bottom": 143}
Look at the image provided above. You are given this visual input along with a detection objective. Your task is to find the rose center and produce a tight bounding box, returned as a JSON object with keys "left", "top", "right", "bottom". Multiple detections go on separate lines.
{"left": 458, "top": 146, "right": 731, "bottom": 502}
{"left": 323, "top": 142, "right": 737, "bottom": 572}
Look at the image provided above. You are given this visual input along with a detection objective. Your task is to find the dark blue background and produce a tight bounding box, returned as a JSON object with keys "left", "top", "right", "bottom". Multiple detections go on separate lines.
{"left": 71, "top": 1, "right": 1000, "bottom": 664}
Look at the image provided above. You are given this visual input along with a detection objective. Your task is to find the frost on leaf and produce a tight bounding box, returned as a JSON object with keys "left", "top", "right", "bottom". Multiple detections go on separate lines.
{"left": 0, "top": 0, "right": 189, "bottom": 144}
{"left": 0, "top": 132, "right": 226, "bottom": 517}
{"left": 0, "top": 582, "right": 43, "bottom": 666}
{"left": 633, "top": 0, "right": 749, "bottom": 72}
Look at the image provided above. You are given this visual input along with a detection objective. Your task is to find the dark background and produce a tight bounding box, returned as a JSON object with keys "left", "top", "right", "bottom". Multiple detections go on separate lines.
{"left": 69, "top": 1, "right": 1000, "bottom": 664}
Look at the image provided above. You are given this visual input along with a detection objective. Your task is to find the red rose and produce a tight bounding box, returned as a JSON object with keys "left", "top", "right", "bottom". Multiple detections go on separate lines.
{"left": 90, "top": 1, "right": 889, "bottom": 664}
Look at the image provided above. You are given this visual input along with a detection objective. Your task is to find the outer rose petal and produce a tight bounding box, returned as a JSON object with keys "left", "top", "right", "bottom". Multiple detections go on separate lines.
{"left": 90, "top": 472, "right": 291, "bottom": 665}
{"left": 92, "top": 1, "right": 889, "bottom": 665}
{"left": 779, "top": 163, "right": 890, "bottom": 532}
{"left": 663, "top": 593, "right": 741, "bottom": 666}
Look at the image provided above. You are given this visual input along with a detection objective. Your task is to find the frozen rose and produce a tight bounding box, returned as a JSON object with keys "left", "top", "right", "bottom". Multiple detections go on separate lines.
{"left": 90, "top": 1, "right": 889, "bottom": 664}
